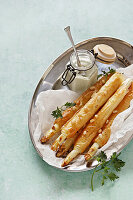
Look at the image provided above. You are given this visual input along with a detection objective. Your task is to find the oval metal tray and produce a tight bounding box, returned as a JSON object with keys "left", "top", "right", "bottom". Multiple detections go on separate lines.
{"left": 28, "top": 37, "right": 133, "bottom": 172}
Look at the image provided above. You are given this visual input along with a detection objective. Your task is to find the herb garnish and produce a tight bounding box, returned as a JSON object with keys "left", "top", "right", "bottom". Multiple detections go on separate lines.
{"left": 90, "top": 151, "right": 125, "bottom": 191}
{"left": 97, "top": 67, "right": 116, "bottom": 81}
{"left": 51, "top": 102, "right": 76, "bottom": 119}
{"left": 64, "top": 102, "right": 76, "bottom": 108}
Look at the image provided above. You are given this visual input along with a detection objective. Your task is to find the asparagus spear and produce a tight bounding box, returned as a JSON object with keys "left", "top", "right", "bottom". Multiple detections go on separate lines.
{"left": 61, "top": 79, "right": 132, "bottom": 167}
{"left": 85, "top": 82, "right": 133, "bottom": 161}
{"left": 40, "top": 75, "right": 112, "bottom": 143}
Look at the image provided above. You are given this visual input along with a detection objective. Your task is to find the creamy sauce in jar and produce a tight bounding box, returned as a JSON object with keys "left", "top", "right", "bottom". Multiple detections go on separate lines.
{"left": 66, "top": 50, "right": 98, "bottom": 93}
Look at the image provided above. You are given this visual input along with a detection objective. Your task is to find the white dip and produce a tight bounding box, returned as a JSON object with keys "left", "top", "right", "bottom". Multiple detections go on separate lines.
{"left": 66, "top": 49, "right": 98, "bottom": 93}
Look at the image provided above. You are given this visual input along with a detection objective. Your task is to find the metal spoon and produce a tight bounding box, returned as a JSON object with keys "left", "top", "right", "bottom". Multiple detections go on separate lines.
{"left": 64, "top": 26, "right": 81, "bottom": 67}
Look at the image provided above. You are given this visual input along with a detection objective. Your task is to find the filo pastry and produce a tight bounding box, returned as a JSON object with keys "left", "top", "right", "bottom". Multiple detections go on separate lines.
{"left": 85, "top": 82, "right": 133, "bottom": 161}
{"left": 52, "top": 73, "right": 124, "bottom": 151}
{"left": 40, "top": 75, "right": 112, "bottom": 143}
{"left": 61, "top": 78, "right": 132, "bottom": 167}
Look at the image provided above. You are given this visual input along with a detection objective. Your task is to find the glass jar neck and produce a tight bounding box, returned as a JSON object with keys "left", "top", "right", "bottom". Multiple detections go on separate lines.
{"left": 70, "top": 49, "right": 95, "bottom": 72}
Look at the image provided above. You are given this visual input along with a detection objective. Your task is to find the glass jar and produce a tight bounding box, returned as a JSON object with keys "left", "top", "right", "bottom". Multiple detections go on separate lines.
{"left": 66, "top": 49, "right": 98, "bottom": 93}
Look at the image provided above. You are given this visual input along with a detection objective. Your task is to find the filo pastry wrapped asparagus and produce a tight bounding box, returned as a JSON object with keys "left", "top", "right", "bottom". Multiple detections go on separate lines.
{"left": 57, "top": 82, "right": 133, "bottom": 158}
{"left": 56, "top": 127, "right": 84, "bottom": 157}
{"left": 51, "top": 73, "right": 124, "bottom": 151}
{"left": 40, "top": 75, "right": 112, "bottom": 143}
{"left": 61, "top": 78, "right": 132, "bottom": 167}
{"left": 85, "top": 82, "right": 133, "bottom": 161}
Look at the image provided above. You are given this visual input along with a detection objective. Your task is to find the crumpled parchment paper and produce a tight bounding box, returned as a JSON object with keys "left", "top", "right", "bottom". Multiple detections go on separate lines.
{"left": 32, "top": 64, "right": 133, "bottom": 171}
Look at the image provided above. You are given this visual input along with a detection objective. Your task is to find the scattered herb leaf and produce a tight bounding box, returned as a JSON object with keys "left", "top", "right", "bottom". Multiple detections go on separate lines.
{"left": 64, "top": 102, "right": 76, "bottom": 108}
{"left": 51, "top": 102, "right": 76, "bottom": 119}
{"left": 90, "top": 151, "right": 125, "bottom": 191}
{"left": 51, "top": 107, "right": 63, "bottom": 119}
{"left": 97, "top": 67, "right": 116, "bottom": 81}
{"left": 97, "top": 74, "right": 103, "bottom": 79}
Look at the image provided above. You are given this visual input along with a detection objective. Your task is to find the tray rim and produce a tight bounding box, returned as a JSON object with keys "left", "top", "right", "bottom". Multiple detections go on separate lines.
{"left": 28, "top": 36, "right": 133, "bottom": 172}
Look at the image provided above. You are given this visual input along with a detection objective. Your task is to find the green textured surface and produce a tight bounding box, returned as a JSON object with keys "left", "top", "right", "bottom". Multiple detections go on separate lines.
{"left": 0, "top": 0, "right": 133, "bottom": 199}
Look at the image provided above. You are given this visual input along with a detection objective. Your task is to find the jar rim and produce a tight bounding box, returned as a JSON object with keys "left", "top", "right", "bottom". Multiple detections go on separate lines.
{"left": 70, "top": 49, "right": 95, "bottom": 71}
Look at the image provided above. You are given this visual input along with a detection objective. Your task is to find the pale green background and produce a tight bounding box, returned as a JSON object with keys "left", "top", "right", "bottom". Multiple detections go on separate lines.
{"left": 0, "top": 0, "right": 133, "bottom": 199}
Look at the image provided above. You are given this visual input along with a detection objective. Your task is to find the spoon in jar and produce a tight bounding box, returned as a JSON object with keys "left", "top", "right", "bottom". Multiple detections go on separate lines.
{"left": 64, "top": 26, "right": 81, "bottom": 67}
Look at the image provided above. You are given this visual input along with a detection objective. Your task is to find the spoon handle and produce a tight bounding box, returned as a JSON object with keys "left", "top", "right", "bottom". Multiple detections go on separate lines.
{"left": 64, "top": 26, "right": 81, "bottom": 67}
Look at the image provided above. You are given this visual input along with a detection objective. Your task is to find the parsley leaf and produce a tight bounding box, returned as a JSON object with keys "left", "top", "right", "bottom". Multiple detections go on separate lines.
{"left": 51, "top": 102, "right": 76, "bottom": 119}
{"left": 109, "top": 67, "right": 116, "bottom": 74}
{"left": 97, "top": 74, "right": 103, "bottom": 79}
{"left": 107, "top": 172, "right": 119, "bottom": 181}
{"left": 97, "top": 67, "right": 116, "bottom": 81}
{"left": 97, "top": 151, "right": 107, "bottom": 161}
{"left": 113, "top": 159, "right": 125, "bottom": 172}
{"left": 51, "top": 107, "right": 63, "bottom": 119}
{"left": 104, "top": 166, "right": 110, "bottom": 173}
{"left": 90, "top": 151, "right": 125, "bottom": 191}
{"left": 111, "top": 152, "right": 125, "bottom": 172}
{"left": 64, "top": 102, "right": 76, "bottom": 108}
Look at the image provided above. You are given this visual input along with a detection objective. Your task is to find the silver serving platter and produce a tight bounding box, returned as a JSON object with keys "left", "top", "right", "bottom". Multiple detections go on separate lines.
{"left": 28, "top": 37, "right": 133, "bottom": 172}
